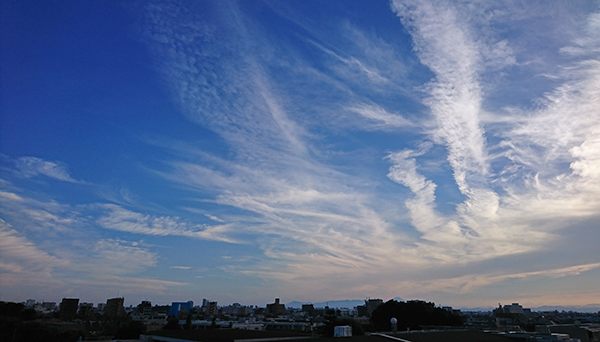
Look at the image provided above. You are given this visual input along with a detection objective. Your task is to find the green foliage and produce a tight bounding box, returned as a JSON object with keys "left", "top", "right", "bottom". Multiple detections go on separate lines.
{"left": 0, "top": 301, "right": 149, "bottom": 341}
{"left": 370, "top": 300, "right": 463, "bottom": 331}
{"left": 184, "top": 313, "right": 193, "bottom": 330}
{"left": 114, "top": 320, "right": 146, "bottom": 339}
{"left": 21, "top": 308, "right": 37, "bottom": 321}
{"left": 164, "top": 317, "right": 181, "bottom": 330}
{"left": 0, "top": 302, "right": 36, "bottom": 321}
{"left": 209, "top": 316, "right": 220, "bottom": 329}
{"left": 0, "top": 319, "right": 84, "bottom": 342}
{"left": 55, "top": 329, "right": 86, "bottom": 342}
{"left": 318, "top": 308, "right": 365, "bottom": 337}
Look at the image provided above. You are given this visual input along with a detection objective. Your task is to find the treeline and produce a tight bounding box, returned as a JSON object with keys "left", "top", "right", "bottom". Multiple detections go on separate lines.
{"left": 319, "top": 299, "right": 464, "bottom": 336}
{"left": 370, "top": 300, "right": 464, "bottom": 331}
{"left": 0, "top": 301, "right": 144, "bottom": 342}
{"left": 0, "top": 302, "right": 83, "bottom": 342}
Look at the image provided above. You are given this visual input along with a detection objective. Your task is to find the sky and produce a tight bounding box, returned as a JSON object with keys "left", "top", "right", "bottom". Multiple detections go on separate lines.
{"left": 1, "top": 0, "right": 599, "bottom": 309}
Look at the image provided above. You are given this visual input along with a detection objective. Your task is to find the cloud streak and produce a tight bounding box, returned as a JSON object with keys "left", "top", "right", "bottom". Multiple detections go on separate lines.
{"left": 400, "top": 262, "right": 600, "bottom": 295}
{"left": 347, "top": 103, "right": 415, "bottom": 129}
{"left": 15, "top": 157, "right": 83, "bottom": 183}
{"left": 0, "top": 184, "right": 192, "bottom": 302}
{"left": 97, "top": 204, "right": 238, "bottom": 243}
{"left": 0, "top": 219, "right": 67, "bottom": 276}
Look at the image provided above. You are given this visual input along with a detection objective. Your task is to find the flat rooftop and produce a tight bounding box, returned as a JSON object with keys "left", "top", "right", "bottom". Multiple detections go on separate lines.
{"left": 145, "top": 329, "right": 519, "bottom": 342}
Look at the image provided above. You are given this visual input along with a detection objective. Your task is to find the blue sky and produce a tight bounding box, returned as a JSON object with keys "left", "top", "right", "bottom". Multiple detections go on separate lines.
{"left": 1, "top": 0, "right": 600, "bottom": 308}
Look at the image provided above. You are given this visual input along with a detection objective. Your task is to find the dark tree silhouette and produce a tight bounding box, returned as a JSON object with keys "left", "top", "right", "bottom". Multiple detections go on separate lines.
{"left": 114, "top": 320, "right": 146, "bottom": 339}
{"left": 319, "top": 308, "right": 365, "bottom": 337}
{"left": 370, "top": 300, "right": 463, "bottom": 331}
{"left": 184, "top": 313, "right": 193, "bottom": 330}
{"left": 164, "top": 317, "right": 181, "bottom": 330}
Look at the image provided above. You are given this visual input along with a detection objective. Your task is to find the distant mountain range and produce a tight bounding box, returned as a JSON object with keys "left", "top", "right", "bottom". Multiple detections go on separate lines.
{"left": 286, "top": 297, "right": 404, "bottom": 309}
{"left": 285, "top": 299, "right": 600, "bottom": 313}
{"left": 459, "top": 304, "right": 600, "bottom": 313}
{"left": 529, "top": 305, "right": 600, "bottom": 313}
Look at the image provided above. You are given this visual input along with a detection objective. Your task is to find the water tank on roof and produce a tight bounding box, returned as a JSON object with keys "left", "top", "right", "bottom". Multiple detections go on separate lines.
{"left": 334, "top": 325, "right": 352, "bottom": 337}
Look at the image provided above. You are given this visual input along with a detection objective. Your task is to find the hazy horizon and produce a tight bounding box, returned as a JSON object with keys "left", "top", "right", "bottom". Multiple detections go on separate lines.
{"left": 7, "top": 296, "right": 600, "bottom": 314}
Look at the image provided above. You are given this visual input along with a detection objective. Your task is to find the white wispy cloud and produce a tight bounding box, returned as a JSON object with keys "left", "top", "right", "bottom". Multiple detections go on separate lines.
{"left": 139, "top": 1, "right": 405, "bottom": 271}
{"left": 97, "top": 204, "right": 238, "bottom": 243}
{"left": 560, "top": 11, "right": 600, "bottom": 57}
{"left": 0, "top": 176, "right": 194, "bottom": 302}
{"left": 129, "top": 0, "right": 600, "bottom": 303}
{"left": 0, "top": 188, "right": 81, "bottom": 234}
{"left": 0, "top": 219, "right": 67, "bottom": 298}
{"left": 0, "top": 219, "right": 67, "bottom": 274}
{"left": 138, "top": 0, "right": 488, "bottom": 279}
{"left": 382, "top": 1, "right": 600, "bottom": 270}
{"left": 1, "top": 0, "right": 599, "bottom": 306}
{"left": 92, "top": 239, "right": 157, "bottom": 274}
{"left": 141, "top": 0, "right": 309, "bottom": 159}
{"left": 385, "top": 0, "right": 511, "bottom": 261}
{"left": 386, "top": 145, "right": 442, "bottom": 237}
{"left": 204, "top": 214, "right": 225, "bottom": 222}
{"left": 346, "top": 103, "right": 415, "bottom": 129}
{"left": 16, "top": 156, "right": 83, "bottom": 183}
{"left": 170, "top": 266, "right": 192, "bottom": 270}
{"left": 398, "top": 262, "right": 600, "bottom": 295}
{"left": 392, "top": 0, "right": 490, "bottom": 193}
{"left": 306, "top": 38, "right": 391, "bottom": 86}
{"left": 68, "top": 275, "right": 188, "bottom": 293}
{"left": 67, "top": 243, "right": 189, "bottom": 300}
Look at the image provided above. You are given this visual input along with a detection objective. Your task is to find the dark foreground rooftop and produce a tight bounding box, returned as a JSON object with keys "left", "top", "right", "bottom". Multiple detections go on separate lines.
{"left": 392, "top": 330, "right": 520, "bottom": 342}
{"left": 145, "top": 329, "right": 518, "bottom": 342}
{"left": 146, "top": 328, "right": 311, "bottom": 342}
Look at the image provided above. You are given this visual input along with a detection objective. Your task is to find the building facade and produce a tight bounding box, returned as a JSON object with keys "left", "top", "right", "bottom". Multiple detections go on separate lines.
{"left": 169, "top": 301, "right": 194, "bottom": 318}
{"left": 60, "top": 298, "right": 79, "bottom": 321}
{"left": 266, "top": 298, "right": 287, "bottom": 315}
{"left": 105, "top": 297, "right": 125, "bottom": 318}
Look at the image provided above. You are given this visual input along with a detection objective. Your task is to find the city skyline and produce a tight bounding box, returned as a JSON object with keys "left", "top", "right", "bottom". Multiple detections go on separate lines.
{"left": 12, "top": 296, "right": 600, "bottom": 314}
{"left": 1, "top": 0, "right": 600, "bottom": 308}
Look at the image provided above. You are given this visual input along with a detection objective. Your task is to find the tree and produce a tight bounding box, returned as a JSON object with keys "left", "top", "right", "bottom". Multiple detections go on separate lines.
{"left": 0, "top": 302, "right": 85, "bottom": 342}
{"left": 114, "top": 320, "right": 146, "bottom": 339}
{"left": 209, "top": 316, "right": 219, "bottom": 329}
{"left": 370, "top": 300, "right": 463, "bottom": 331}
{"left": 318, "top": 308, "right": 365, "bottom": 337}
{"left": 164, "top": 317, "right": 180, "bottom": 330}
{"left": 184, "top": 314, "right": 192, "bottom": 330}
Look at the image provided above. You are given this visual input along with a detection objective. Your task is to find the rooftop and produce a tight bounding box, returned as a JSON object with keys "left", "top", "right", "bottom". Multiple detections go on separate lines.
{"left": 145, "top": 329, "right": 518, "bottom": 342}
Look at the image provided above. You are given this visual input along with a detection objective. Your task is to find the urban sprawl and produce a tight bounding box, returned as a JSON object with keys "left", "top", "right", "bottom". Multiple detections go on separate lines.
{"left": 2, "top": 297, "right": 599, "bottom": 342}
